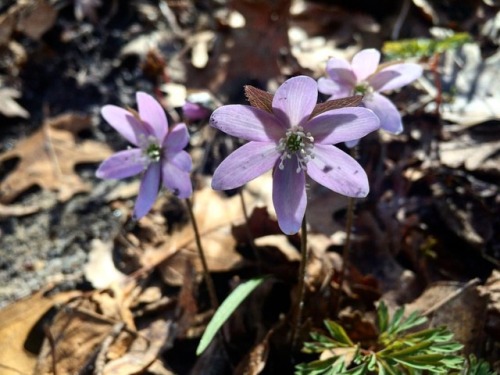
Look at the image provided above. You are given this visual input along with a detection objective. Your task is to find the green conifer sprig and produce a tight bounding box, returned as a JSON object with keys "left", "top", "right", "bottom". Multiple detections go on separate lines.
{"left": 295, "top": 301, "right": 481, "bottom": 375}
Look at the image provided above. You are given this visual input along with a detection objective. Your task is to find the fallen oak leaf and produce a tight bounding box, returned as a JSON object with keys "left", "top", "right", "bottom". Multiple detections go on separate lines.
{"left": 0, "top": 289, "right": 81, "bottom": 375}
{"left": 0, "top": 113, "right": 112, "bottom": 203}
{"left": 102, "top": 319, "right": 172, "bottom": 375}
{"left": 138, "top": 188, "right": 252, "bottom": 285}
{"left": 15, "top": 0, "right": 57, "bottom": 40}
{"left": 35, "top": 290, "right": 137, "bottom": 375}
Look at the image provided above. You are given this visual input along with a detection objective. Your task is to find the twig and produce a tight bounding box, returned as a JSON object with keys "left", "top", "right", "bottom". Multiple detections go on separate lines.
{"left": 391, "top": 0, "right": 411, "bottom": 40}
{"left": 423, "top": 278, "right": 481, "bottom": 317}
{"left": 94, "top": 322, "right": 125, "bottom": 375}
{"left": 185, "top": 197, "right": 219, "bottom": 309}
{"left": 43, "top": 325, "right": 58, "bottom": 375}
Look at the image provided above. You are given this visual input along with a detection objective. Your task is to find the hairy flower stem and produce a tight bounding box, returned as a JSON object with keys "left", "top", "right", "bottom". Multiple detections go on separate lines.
{"left": 291, "top": 214, "right": 308, "bottom": 350}
{"left": 185, "top": 198, "right": 219, "bottom": 309}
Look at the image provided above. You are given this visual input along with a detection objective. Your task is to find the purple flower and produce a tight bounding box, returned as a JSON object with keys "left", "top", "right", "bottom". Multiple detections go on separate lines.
{"left": 183, "top": 101, "right": 211, "bottom": 122}
{"left": 318, "top": 49, "right": 422, "bottom": 145}
{"left": 96, "top": 92, "right": 193, "bottom": 219}
{"left": 210, "top": 76, "right": 380, "bottom": 234}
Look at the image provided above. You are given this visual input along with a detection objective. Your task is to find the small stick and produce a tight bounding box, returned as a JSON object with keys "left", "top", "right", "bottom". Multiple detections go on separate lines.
{"left": 423, "top": 278, "right": 480, "bottom": 317}
{"left": 43, "top": 325, "right": 58, "bottom": 375}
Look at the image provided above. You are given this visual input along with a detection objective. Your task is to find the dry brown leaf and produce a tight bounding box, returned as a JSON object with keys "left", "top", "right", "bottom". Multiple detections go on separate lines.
{"left": 103, "top": 319, "right": 172, "bottom": 375}
{"left": 405, "top": 280, "right": 488, "bottom": 355}
{"left": 176, "top": 259, "right": 199, "bottom": 338}
{"left": 0, "top": 8, "right": 16, "bottom": 46}
{"left": 15, "top": 0, "right": 57, "bottom": 40}
{"left": 478, "top": 270, "right": 500, "bottom": 340}
{"left": 153, "top": 188, "right": 250, "bottom": 284}
{"left": 0, "top": 113, "right": 112, "bottom": 203}
{"left": 35, "top": 291, "right": 136, "bottom": 375}
{"left": 0, "top": 201, "right": 47, "bottom": 217}
{"left": 232, "top": 206, "right": 282, "bottom": 243}
{"left": 186, "top": 0, "right": 294, "bottom": 93}
{"left": 0, "top": 289, "right": 80, "bottom": 375}
{"left": 234, "top": 327, "right": 275, "bottom": 375}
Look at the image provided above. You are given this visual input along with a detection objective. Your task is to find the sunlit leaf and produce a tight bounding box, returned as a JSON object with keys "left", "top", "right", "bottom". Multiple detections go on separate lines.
{"left": 196, "top": 277, "right": 265, "bottom": 355}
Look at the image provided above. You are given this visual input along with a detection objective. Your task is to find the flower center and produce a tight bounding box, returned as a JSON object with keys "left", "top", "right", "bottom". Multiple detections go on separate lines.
{"left": 354, "top": 81, "right": 374, "bottom": 97}
{"left": 277, "top": 126, "right": 315, "bottom": 173}
{"left": 138, "top": 134, "right": 162, "bottom": 165}
{"left": 146, "top": 143, "right": 161, "bottom": 162}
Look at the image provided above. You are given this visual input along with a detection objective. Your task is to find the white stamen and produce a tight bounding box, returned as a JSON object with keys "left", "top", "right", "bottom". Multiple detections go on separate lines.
{"left": 276, "top": 126, "right": 315, "bottom": 173}
{"left": 137, "top": 134, "right": 162, "bottom": 168}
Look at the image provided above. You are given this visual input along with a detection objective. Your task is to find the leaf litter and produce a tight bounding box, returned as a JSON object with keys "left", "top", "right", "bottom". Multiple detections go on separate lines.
{"left": 0, "top": 0, "right": 499, "bottom": 374}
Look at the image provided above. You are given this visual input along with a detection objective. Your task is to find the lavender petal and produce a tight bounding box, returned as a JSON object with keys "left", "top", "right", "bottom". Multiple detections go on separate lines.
{"left": 351, "top": 49, "right": 380, "bottom": 81}
{"left": 134, "top": 162, "right": 161, "bottom": 219}
{"left": 136, "top": 92, "right": 168, "bottom": 142}
{"left": 164, "top": 123, "right": 189, "bottom": 152}
{"left": 165, "top": 150, "right": 192, "bottom": 172}
{"left": 364, "top": 92, "right": 403, "bottom": 134}
{"left": 307, "top": 144, "right": 369, "bottom": 198}
{"left": 272, "top": 76, "right": 317, "bottom": 128}
{"left": 211, "top": 142, "right": 280, "bottom": 190}
{"left": 325, "top": 58, "right": 357, "bottom": 86}
{"left": 101, "top": 105, "right": 149, "bottom": 146}
{"left": 95, "top": 148, "right": 145, "bottom": 179}
{"left": 272, "top": 159, "right": 307, "bottom": 235}
{"left": 317, "top": 77, "right": 353, "bottom": 99}
{"left": 210, "top": 105, "right": 285, "bottom": 142}
{"left": 369, "top": 63, "right": 423, "bottom": 92}
{"left": 162, "top": 162, "right": 193, "bottom": 199}
{"left": 305, "top": 107, "right": 380, "bottom": 144}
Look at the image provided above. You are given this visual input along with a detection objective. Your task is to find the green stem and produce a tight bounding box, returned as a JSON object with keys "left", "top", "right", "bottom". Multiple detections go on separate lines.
{"left": 185, "top": 198, "right": 219, "bottom": 309}
{"left": 291, "top": 214, "right": 308, "bottom": 350}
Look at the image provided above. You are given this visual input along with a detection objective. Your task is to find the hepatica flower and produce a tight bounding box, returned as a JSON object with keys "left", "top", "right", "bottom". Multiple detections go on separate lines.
{"left": 318, "top": 49, "right": 422, "bottom": 145}
{"left": 210, "top": 76, "right": 380, "bottom": 234}
{"left": 96, "top": 92, "right": 192, "bottom": 219}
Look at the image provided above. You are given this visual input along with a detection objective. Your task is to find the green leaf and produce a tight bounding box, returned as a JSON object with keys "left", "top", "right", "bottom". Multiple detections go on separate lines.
{"left": 432, "top": 342, "right": 464, "bottom": 353}
{"left": 385, "top": 341, "right": 433, "bottom": 358}
{"left": 295, "top": 356, "right": 344, "bottom": 375}
{"left": 464, "top": 355, "right": 497, "bottom": 375}
{"left": 382, "top": 32, "right": 472, "bottom": 59}
{"left": 387, "top": 306, "right": 405, "bottom": 335}
{"left": 377, "top": 301, "right": 389, "bottom": 333}
{"left": 397, "top": 311, "right": 427, "bottom": 333}
{"left": 196, "top": 277, "right": 265, "bottom": 355}
{"left": 324, "top": 320, "right": 355, "bottom": 347}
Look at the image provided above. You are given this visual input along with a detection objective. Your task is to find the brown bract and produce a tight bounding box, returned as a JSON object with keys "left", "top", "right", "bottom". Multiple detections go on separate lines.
{"left": 245, "top": 84, "right": 362, "bottom": 117}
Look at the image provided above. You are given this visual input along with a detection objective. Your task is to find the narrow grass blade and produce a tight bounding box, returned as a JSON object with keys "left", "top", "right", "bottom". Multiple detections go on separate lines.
{"left": 196, "top": 277, "right": 266, "bottom": 355}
